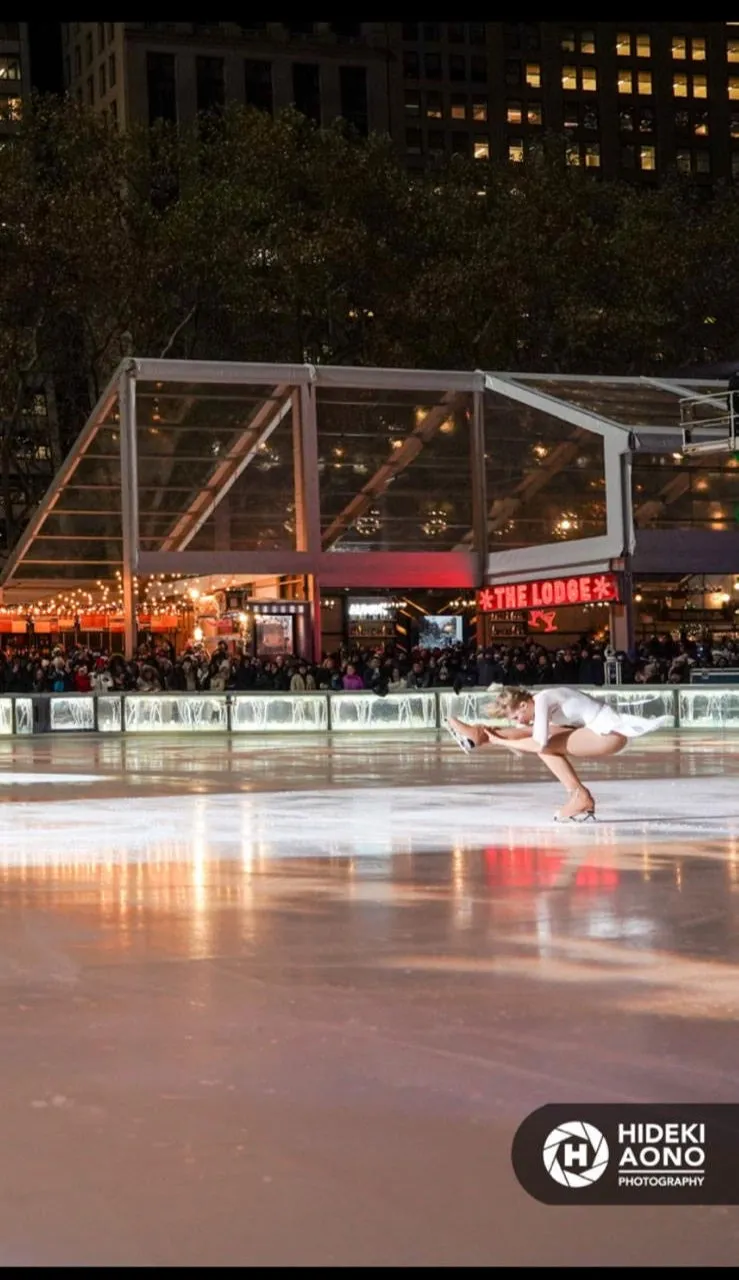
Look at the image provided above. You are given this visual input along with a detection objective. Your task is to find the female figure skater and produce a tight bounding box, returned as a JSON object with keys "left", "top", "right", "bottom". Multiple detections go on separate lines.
{"left": 446, "top": 686, "right": 672, "bottom": 822}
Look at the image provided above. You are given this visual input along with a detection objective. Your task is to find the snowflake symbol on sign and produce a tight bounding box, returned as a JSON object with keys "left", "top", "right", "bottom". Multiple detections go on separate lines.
{"left": 593, "top": 575, "right": 615, "bottom": 601}
{"left": 478, "top": 589, "right": 495, "bottom": 611}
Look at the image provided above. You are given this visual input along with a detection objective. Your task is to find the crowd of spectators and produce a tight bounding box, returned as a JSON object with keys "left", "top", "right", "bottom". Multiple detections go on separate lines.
{"left": 0, "top": 631, "right": 735, "bottom": 694}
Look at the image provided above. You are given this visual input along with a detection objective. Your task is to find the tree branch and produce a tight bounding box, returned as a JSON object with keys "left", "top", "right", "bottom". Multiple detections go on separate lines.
{"left": 159, "top": 303, "right": 198, "bottom": 359}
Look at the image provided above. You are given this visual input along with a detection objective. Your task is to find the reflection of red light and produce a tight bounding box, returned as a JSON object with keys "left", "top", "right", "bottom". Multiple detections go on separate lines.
{"left": 484, "top": 847, "right": 618, "bottom": 889}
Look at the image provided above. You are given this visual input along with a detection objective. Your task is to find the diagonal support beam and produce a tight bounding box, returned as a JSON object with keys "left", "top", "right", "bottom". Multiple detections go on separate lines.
{"left": 455, "top": 430, "right": 585, "bottom": 548}
{"left": 159, "top": 385, "right": 292, "bottom": 552}
{"left": 321, "top": 391, "right": 467, "bottom": 549}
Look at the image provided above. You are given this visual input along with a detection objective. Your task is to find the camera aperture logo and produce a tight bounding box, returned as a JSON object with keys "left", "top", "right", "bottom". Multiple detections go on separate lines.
{"left": 512, "top": 1105, "right": 728, "bottom": 1205}
{"left": 543, "top": 1121, "right": 609, "bottom": 1188}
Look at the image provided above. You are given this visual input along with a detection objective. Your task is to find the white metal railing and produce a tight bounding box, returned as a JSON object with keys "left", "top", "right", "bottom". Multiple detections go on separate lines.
{"left": 680, "top": 389, "right": 737, "bottom": 455}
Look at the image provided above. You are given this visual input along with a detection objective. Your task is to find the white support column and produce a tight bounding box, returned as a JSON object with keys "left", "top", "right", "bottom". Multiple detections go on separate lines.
{"left": 119, "top": 363, "right": 139, "bottom": 659}
{"left": 607, "top": 444, "right": 636, "bottom": 657}
{"left": 294, "top": 379, "right": 323, "bottom": 661}
{"left": 470, "top": 388, "right": 488, "bottom": 584}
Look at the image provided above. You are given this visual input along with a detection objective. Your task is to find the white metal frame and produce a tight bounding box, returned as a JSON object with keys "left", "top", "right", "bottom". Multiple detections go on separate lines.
{"left": 3, "top": 358, "right": 734, "bottom": 651}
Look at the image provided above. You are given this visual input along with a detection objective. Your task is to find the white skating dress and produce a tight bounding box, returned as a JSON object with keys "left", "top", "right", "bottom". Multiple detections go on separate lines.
{"left": 530, "top": 686, "right": 672, "bottom": 749}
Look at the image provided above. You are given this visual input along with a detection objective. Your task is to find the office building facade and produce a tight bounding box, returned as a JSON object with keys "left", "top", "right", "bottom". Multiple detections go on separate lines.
{"left": 0, "top": 22, "right": 30, "bottom": 138}
{"left": 62, "top": 22, "right": 739, "bottom": 184}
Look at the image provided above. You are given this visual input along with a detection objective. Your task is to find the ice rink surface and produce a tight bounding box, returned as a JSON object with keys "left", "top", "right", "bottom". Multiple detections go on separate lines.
{"left": 0, "top": 729, "right": 738, "bottom": 1266}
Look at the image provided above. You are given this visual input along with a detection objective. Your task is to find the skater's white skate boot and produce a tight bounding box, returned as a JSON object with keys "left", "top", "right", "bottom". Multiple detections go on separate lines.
{"left": 554, "top": 786, "right": 596, "bottom": 823}
{"left": 445, "top": 717, "right": 488, "bottom": 754}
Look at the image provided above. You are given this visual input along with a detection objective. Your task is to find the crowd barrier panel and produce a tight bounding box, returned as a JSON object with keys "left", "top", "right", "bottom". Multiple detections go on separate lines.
{"left": 0, "top": 684, "right": 735, "bottom": 735}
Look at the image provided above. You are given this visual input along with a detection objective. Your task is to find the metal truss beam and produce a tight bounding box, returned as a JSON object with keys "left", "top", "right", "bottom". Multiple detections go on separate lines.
{"left": 0, "top": 366, "right": 123, "bottom": 588}
{"left": 158, "top": 387, "right": 292, "bottom": 552}
{"left": 321, "top": 391, "right": 468, "bottom": 549}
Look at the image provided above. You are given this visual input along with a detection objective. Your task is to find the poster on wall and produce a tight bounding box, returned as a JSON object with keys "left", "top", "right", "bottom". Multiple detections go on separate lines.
{"left": 417, "top": 614, "right": 463, "bottom": 649}
{"left": 255, "top": 615, "right": 294, "bottom": 656}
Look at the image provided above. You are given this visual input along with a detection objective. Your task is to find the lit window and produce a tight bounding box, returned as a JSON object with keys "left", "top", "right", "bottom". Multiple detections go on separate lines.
{"left": 694, "top": 110, "right": 709, "bottom": 136}
{"left": 672, "top": 36, "right": 687, "bottom": 59}
{"left": 474, "top": 138, "right": 489, "bottom": 160}
{"left": 0, "top": 56, "right": 20, "bottom": 80}
{"left": 584, "top": 142, "right": 600, "bottom": 167}
{"left": 636, "top": 34, "right": 651, "bottom": 58}
{"left": 730, "top": 111, "right": 739, "bottom": 138}
{"left": 582, "top": 66, "right": 597, "bottom": 92}
{"left": 450, "top": 95, "right": 466, "bottom": 120}
{"left": 527, "top": 102, "right": 542, "bottom": 126}
{"left": 566, "top": 142, "right": 581, "bottom": 166}
{"left": 693, "top": 74, "right": 707, "bottom": 99}
{"left": 618, "top": 70, "right": 633, "bottom": 95}
{"left": 728, "top": 39, "right": 739, "bottom": 63}
{"left": 676, "top": 149, "right": 691, "bottom": 173}
{"left": 616, "top": 32, "right": 631, "bottom": 56}
{"left": 507, "top": 100, "right": 522, "bottom": 124}
{"left": 581, "top": 31, "right": 595, "bottom": 54}
{"left": 561, "top": 29, "right": 575, "bottom": 53}
{"left": 472, "top": 98, "right": 487, "bottom": 122}
{"left": 508, "top": 137, "right": 524, "bottom": 162}
{"left": 525, "top": 62, "right": 540, "bottom": 87}
{"left": 695, "top": 149, "right": 710, "bottom": 173}
{"left": 0, "top": 96, "right": 21, "bottom": 121}
{"left": 404, "top": 89, "right": 420, "bottom": 115}
{"left": 674, "top": 72, "right": 689, "bottom": 97}
{"left": 691, "top": 37, "right": 706, "bottom": 61}
{"left": 730, "top": 77, "right": 739, "bottom": 100}
{"left": 732, "top": 152, "right": 739, "bottom": 178}
{"left": 638, "top": 72, "right": 652, "bottom": 94}
{"left": 562, "top": 65, "right": 577, "bottom": 91}
{"left": 640, "top": 144, "right": 656, "bottom": 170}
{"left": 426, "top": 91, "right": 443, "bottom": 118}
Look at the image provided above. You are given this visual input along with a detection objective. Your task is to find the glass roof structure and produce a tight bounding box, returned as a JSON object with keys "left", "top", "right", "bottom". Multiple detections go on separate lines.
{"left": 1, "top": 360, "right": 736, "bottom": 648}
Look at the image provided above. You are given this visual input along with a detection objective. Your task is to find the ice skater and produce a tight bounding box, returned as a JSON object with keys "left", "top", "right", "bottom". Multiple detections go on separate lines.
{"left": 446, "top": 686, "right": 672, "bottom": 822}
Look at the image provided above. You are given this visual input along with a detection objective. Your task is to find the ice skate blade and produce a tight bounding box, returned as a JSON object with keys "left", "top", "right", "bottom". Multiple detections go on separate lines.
{"left": 553, "top": 811, "right": 596, "bottom": 824}
{"left": 445, "top": 722, "right": 474, "bottom": 754}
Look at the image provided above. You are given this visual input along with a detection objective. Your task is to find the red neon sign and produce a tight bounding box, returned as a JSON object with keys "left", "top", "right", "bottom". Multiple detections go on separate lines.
{"left": 477, "top": 572, "right": 620, "bottom": 613}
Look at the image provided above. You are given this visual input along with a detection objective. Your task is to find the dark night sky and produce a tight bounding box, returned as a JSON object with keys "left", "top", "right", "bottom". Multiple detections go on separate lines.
{"left": 28, "top": 22, "right": 64, "bottom": 95}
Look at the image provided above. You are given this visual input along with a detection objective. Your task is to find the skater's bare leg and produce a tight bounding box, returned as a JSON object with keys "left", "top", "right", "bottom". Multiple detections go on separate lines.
{"left": 483, "top": 725, "right": 589, "bottom": 811}
{"left": 559, "top": 728, "right": 627, "bottom": 758}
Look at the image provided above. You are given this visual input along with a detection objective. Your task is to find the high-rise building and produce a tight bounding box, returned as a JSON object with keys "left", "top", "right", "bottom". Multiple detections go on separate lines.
{"left": 62, "top": 22, "right": 392, "bottom": 137}
{"left": 61, "top": 22, "right": 739, "bottom": 185}
{"left": 0, "top": 22, "right": 30, "bottom": 138}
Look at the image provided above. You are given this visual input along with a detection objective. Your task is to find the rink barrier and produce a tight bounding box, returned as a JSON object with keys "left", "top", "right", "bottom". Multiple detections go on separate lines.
{"left": 0, "top": 685, "right": 737, "bottom": 735}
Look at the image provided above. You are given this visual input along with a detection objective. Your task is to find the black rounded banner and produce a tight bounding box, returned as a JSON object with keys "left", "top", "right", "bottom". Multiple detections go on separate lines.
{"left": 511, "top": 1105, "right": 739, "bottom": 1204}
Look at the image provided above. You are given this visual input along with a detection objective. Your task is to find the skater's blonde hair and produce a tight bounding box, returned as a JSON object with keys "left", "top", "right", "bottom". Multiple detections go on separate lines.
{"left": 485, "top": 687, "right": 533, "bottom": 719}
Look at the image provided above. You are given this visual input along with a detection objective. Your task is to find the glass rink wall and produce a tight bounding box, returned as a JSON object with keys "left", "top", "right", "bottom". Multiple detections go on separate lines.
{"left": 0, "top": 686, "right": 737, "bottom": 736}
